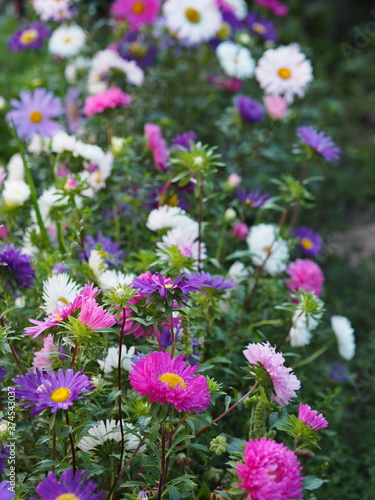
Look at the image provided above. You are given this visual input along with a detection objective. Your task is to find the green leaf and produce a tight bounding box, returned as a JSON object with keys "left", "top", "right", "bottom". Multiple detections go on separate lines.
{"left": 303, "top": 475, "right": 324, "bottom": 491}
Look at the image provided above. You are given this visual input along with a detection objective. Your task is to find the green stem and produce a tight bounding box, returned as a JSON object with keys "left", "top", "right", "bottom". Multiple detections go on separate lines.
{"left": 292, "top": 342, "right": 332, "bottom": 369}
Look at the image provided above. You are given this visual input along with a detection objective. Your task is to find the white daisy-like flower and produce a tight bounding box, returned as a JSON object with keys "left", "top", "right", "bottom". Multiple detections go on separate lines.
{"left": 49, "top": 24, "right": 87, "bottom": 59}
{"left": 65, "top": 56, "right": 91, "bottom": 84}
{"left": 33, "top": 0, "right": 73, "bottom": 21}
{"left": 88, "top": 249, "right": 107, "bottom": 282}
{"left": 216, "top": 41, "right": 255, "bottom": 79}
{"left": 98, "top": 270, "right": 135, "bottom": 291}
{"left": 163, "top": 0, "right": 222, "bottom": 45}
{"left": 78, "top": 420, "right": 143, "bottom": 454}
{"left": 27, "top": 135, "right": 50, "bottom": 156}
{"left": 331, "top": 315, "right": 356, "bottom": 360}
{"left": 98, "top": 345, "right": 136, "bottom": 373}
{"left": 32, "top": 187, "right": 68, "bottom": 227}
{"left": 246, "top": 223, "right": 289, "bottom": 276}
{"left": 255, "top": 44, "right": 313, "bottom": 104}
{"left": 221, "top": 0, "right": 248, "bottom": 20}
{"left": 147, "top": 205, "right": 198, "bottom": 232}
{"left": 51, "top": 131, "right": 78, "bottom": 154}
{"left": 228, "top": 261, "right": 248, "bottom": 283}
{"left": 75, "top": 141, "right": 106, "bottom": 164}
{"left": 2, "top": 180, "right": 30, "bottom": 208}
{"left": 83, "top": 152, "right": 114, "bottom": 194}
{"left": 42, "top": 273, "right": 82, "bottom": 315}
{"left": 289, "top": 311, "right": 319, "bottom": 347}
{"left": 7, "top": 153, "right": 24, "bottom": 181}
{"left": 157, "top": 226, "right": 206, "bottom": 267}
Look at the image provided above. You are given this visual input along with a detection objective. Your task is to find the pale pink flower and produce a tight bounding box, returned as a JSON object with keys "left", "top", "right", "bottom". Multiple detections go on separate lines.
{"left": 32, "top": 334, "right": 57, "bottom": 371}
{"left": 145, "top": 123, "right": 168, "bottom": 171}
{"left": 78, "top": 296, "right": 116, "bottom": 332}
{"left": 232, "top": 221, "right": 249, "bottom": 240}
{"left": 263, "top": 95, "right": 289, "bottom": 119}
{"left": 227, "top": 173, "right": 242, "bottom": 188}
{"left": 84, "top": 87, "right": 132, "bottom": 117}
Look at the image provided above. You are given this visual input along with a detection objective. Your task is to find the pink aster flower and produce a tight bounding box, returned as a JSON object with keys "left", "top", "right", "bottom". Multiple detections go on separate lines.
{"left": 263, "top": 95, "right": 289, "bottom": 119}
{"left": 232, "top": 221, "right": 249, "bottom": 240}
{"left": 243, "top": 342, "right": 300, "bottom": 406}
{"left": 32, "top": 334, "right": 57, "bottom": 371}
{"left": 111, "top": 0, "right": 160, "bottom": 29}
{"left": 84, "top": 87, "right": 132, "bottom": 117}
{"left": 298, "top": 403, "right": 328, "bottom": 431}
{"left": 254, "top": 0, "right": 288, "bottom": 16}
{"left": 145, "top": 123, "right": 168, "bottom": 171}
{"left": 285, "top": 259, "right": 324, "bottom": 298}
{"left": 236, "top": 437, "right": 303, "bottom": 500}
{"left": 78, "top": 296, "right": 116, "bottom": 331}
{"left": 129, "top": 351, "right": 210, "bottom": 413}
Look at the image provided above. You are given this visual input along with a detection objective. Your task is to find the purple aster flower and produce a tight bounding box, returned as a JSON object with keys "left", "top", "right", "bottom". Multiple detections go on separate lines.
{"left": 0, "top": 366, "right": 7, "bottom": 383}
{"left": 52, "top": 262, "right": 69, "bottom": 274}
{"left": 293, "top": 226, "right": 323, "bottom": 257}
{"left": 298, "top": 403, "right": 329, "bottom": 430}
{"left": 8, "top": 22, "right": 50, "bottom": 52}
{"left": 79, "top": 231, "right": 124, "bottom": 266}
{"left": 188, "top": 271, "right": 235, "bottom": 291}
{"left": 6, "top": 88, "right": 63, "bottom": 140}
{"left": 159, "top": 324, "right": 202, "bottom": 365}
{"left": 118, "top": 32, "right": 157, "bottom": 68}
{"left": 171, "top": 131, "right": 197, "bottom": 151}
{"left": 210, "top": 8, "right": 243, "bottom": 48}
{"left": 65, "top": 87, "right": 83, "bottom": 134}
{"left": 0, "top": 480, "right": 15, "bottom": 500}
{"left": 0, "top": 244, "right": 35, "bottom": 290}
{"left": 329, "top": 361, "right": 349, "bottom": 383}
{"left": 30, "top": 468, "right": 105, "bottom": 500}
{"left": 236, "top": 96, "right": 265, "bottom": 124}
{"left": 0, "top": 446, "right": 9, "bottom": 475}
{"left": 236, "top": 188, "right": 270, "bottom": 207}
{"left": 13, "top": 369, "right": 93, "bottom": 417}
{"left": 246, "top": 12, "right": 278, "bottom": 42}
{"left": 296, "top": 126, "right": 341, "bottom": 162}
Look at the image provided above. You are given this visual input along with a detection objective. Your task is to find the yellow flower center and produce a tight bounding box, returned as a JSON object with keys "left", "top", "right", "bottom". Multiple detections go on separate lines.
{"left": 132, "top": 1, "right": 145, "bottom": 14}
{"left": 64, "top": 37, "right": 72, "bottom": 44}
{"left": 263, "top": 245, "right": 272, "bottom": 254}
{"left": 301, "top": 237, "right": 313, "bottom": 250}
{"left": 159, "top": 372, "right": 186, "bottom": 390}
{"left": 55, "top": 495, "right": 79, "bottom": 500}
{"left": 50, "top": 387, "right": 71, "bottom": 403}
{"left": 130, "top": 42, "right": 147, "bottom": 58}
{"left": 185, "top": 8, "right": 201, "bottom": 23}
{"left": 278, "top": 67, "right": 292, "bottom": 79}
{"left": 167, "top": 194, "right": 179, "bottom": 207}
{"left": 20, "top": 29, "right": 38, "bottom": 45}
{"left": 253, "top": 22, "right": 266, "bottom": 35}
{"left": 54, "top": 314, "right": 62, "bottom": 320}
{"left": 164, "top": 283, "right": 174, "bottom": 288}
{"left": 217, "top": 22, "right": 231, "bottom": 39}
{"left": 29, "top": 111, "right": 43, "bottom": 124}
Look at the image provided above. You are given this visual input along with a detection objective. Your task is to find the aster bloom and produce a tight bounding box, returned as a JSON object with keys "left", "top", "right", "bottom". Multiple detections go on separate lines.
{"left": 118, "top": 32, "right": 157, "bottom": 68}
{"left": 263, "top": 95, "right": 289, "bottom": 119}
{"left": 144, "top": 123, "right": 168, "bottom": 171}
{"left": 80, "top": 231, "right": 124, "bottom": 266}
{"left": 0, "top": 446, "right": 9, "bottom": 474}
{"left": 30, "top": 468, "right": 105, "bottom": 500}
{"left": 254, "top": 0, "right": 288, "bottom": 16}
{"left": 147, "top": 205, "right": 197, "bottom": 232}
{"left": 48, "top": 24, "right": 86, "bottom": 58}
{"left": 216, "top": 41, "right": 255, "bottom": 79}
{"left": 0, "top": 244, "right": 35, "bottom": 290}
{"left": 13, "top": 369, "right": 93, "bottom": 417}
{"left": 84, "top": 87, "right": 132, "bottom": 117}
{"left": 329, "top": 361, "right": 349, "bottom": 383}
{"left": 232, "top": 220, "right": 249, "bottom": 240}
{"left": 237, "top": 188, "right": 269, "bottom": 207}
{"left": 163, "top": 0, "right": 222, "bottom": 45}
{"left": 2, "top": 180, "right": 31, "bottom": 208}
{"left": 298, "top": 403, "right": 328, "bottom": 431}
{"left": 188, "top": 271, "right": 235, "bottom": 291}
{"left": 296, "top": 126, "right": 341, "bottom": 162}
{"left": 331, "top": 315, "right": 356, "bottom": 360}
{"left": 32, "top": 0, "right": 75, "bottom": 21}
{"left": 293, "top": 226, "right": 323, "bottom": 257}
{"left": 156, "top": 226, "right": 207, "bottom": 267}
{"left": 172, "top": 131, "right": 197, "bottom": 151}
{"left": 0, "top": 481, "right": 15, "bottom": 500}
{"left": 7, "top": 88, "right": 63, "bottom": 140}
{"left": 111, "top": 0, "right": 160, "bottom": 29}
{"left": 285, "top": 259, "right": 324, "bottom": 298}
{"left": 236, "top": 96, "right": 265, "bottom": 124}
{"left": 78, "top": 296, "right": 116, "bottom": 332}
{"left": 246, "top": 12, "right": 278, "bottom": 42}
{"left": 243, "top": 342, "right": 300, "bottom": 406}
{"left": 32, "top": 334, "right": 58, "bottom": 371}
{"left": 8, "top": 22, "right": 50, "bottom": 52}
{"left": 207, "top": 73, "right": 243, "bottom": 92}
{"left": 98, "top": 345, "right": 136, "bottom": 373}
{"left": 78, "top": 420, "right": 142, "bottom": 454}
{"left": 289, "top": 311, "right": 319, "bottom": 347}
{"left": 129, "top": 351, "right": 210, "bottom": 413}
{"left": 236, "top": 438, "right": 303, "bottom": 500}
{"left": 0, "top": 366, "right": 7, "bottom": 383}
{"left": 42, "top": 273, "right": 82, "bottom": 315}
{"left": 246, "top": 223, "right": 289, "bottom": 276}
{"left": 255, "top": 45, "right": 313, "bottom": 104}
{"left": 65, "top": 87, "right": 83, "bottom": 134}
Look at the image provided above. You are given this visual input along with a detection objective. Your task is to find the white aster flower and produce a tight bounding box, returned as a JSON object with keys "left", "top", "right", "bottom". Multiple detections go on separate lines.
{"left": 7, "top": 153, "right": 24, "bottom": 181}
{"left": 65, "top": 56, "right": 91, "bottom": 84}
{"left": 228, "top": 261, "right": 248, "bottom": 283}
{"left": 331, "top": 315, "right": 356, "bottom": 360}
{"left": 216, "top": 41, "right": 255, "bottom": 79}
{"left": 83, "top": 152, "right": 114, "bottom": 193}
{"left": 75, "top": 141, "right": 106, "bottom": 164}
{"left": 49, "top": 24, "right": 86, "bottom": 58}
{"left": 2, "top": 180, "right": 30, "bottom": 208}
{"left": 33, "top": 0, "right": 73, "bottom": 21}
{"left": 27, "top": 135, "right": 49, "bottom": 155}
{"left": 255, "top": 44, "right": 313, "bottom": 104}
{"left": 289, "top": 311, "right": 319, "bottom": 347}
{"left": 0, "top": 96, "right": 6, "bottom": 110}
{"left": 147, "top": 205, "right": 198, "bottom": 232}
{"left": 88, "top": 249, "right": 107, "bottom": 282}
{"left": 222, "top": 0, "right": 247, "bottom": 20}
{"left": 42, "top": 273, "right": 82, "bottom": 315}
{"left": 78, "top": 420, "right": 143, "bottom": 454}
{"left": 33, "top": 187, "right": 67, "bottom": 226}
{"left": 51, "top": 131, "right": 78, "bottom": 154}
{"left": 163, "top": 0, "right": 222, "bottom": 45}
{"left": 98, "top": 345, "right": 136, "bottom": 373}
{"left": 157, "top": 226, "right": 206, "bottom": 266}
{"left": 98, "top": 270, "right": 135, "bottom": 292}
{"left": 246, "top": 223, "right": 289, "bottom": 276}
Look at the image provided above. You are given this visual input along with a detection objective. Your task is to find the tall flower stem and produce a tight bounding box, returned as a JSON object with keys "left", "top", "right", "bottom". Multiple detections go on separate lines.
{"left": 157, "top": 422, "right": 167, "bottom": 500}
{"left": 288, "top": 162, "right": 309, "bottom": 233}
{"left": 69, "top": 341, "right": 79, "bottom": 369}
{"left": 170, "top": 315, "right": 175, "bottom": 357}
{"left": 117, "top": 308, "right": 127, "bottom": 474}
{"left": 65, "top": 412, "right": 76, "bottom": 474}
{"left": 197, "top": 177, "right": 203, "bottom": 272}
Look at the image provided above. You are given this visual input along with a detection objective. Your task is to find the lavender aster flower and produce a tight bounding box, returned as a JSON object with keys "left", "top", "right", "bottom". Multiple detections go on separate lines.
{"left": 236, "top": 96, "right": 264, "bottom": 124}
{"left": 171, "top": 131, "right": 197, "bottom": 151}
{"left": 65, "top": 87, "right": 83, "bottom": 134}
{"left": 80, "top": 231, "right": 124, "bottom": 266}
{"left": 296, "top": 126, "right": 341, "bottom": 162}
{"left": 0, "top": 446, "right": 9, "bottom": 474}
{"left": 236, "top": 188, "right": 270, "bottom": 207}
{"left": 8, "top": 22, "right": 50, "bottom": 52}
{"left": 0, "top": 481, "right": 15, "bottom": 500}
{"left": 0, "top": 366, "right": 7, "bottom": 383}
{"left": 293, "top": 226, "right": 323, "bottom": 257}
{"left": 188, "top": 271, "right": 235, "bottom": 291}
{"left": 0, "top": 244, "right": 35, "bottom": 290}
{"left": 7, "top": 88, "right": 63, "bottom": 140}
{"left": 118, "top": 32, "right": 157, "bottom": 68}
{"left": 246, "top": 12, "right": 278, "bottom": 42}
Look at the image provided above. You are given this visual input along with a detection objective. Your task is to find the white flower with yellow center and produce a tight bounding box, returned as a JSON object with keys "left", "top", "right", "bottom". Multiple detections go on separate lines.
{"left": 163, "top": 0, "right": 222, "bottom": 45}
{"left": 331, "top": 315, "right": 356, "bottom": 360}
{"left": 42, "top": 273, "right": 82, "bottom": 315}
{"left": 49, "top": 24, "right": 87, "bottom": 58}
{"left": 2, "top": 180, "right": 31, "bottom": 208}
{"left": 246, "top": 223, "right": 289, "bottom": 276}
{"left": 255, "top": 44, "right": 313, "bottom": 103}
{"left": 216, "top": 41, "right": 255, "bottom": 79}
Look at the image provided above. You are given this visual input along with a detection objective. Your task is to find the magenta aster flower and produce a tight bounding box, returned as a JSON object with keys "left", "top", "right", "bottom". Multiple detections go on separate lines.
{"left": 0, "top": 481, "right": 15, "bottom": 500}
{"left": 254, "top": 0, "right": 288, "bottom": 16}
{"left": 7, "top": 88, "right": 63, "bottom": 140}
{"left": 298, "top": 403, "right": 328, "bottom": 431}
{"left": 145, "top": 123, "right": 168, "bottom": 171}
{"left": 129, "top": 351, "right": 210, "bottom": 413}
{"left": 111, "top": 0, "right": 160, "bottom": 29}
{"left": 78, "top": 296, "right": 116, "bottom": 331}
{"left": 293, "top": 226, "right": 323, "bottom": 257}
{"left": 30, "top": 468, "right": 105, "bottom": 500}
{"left": 243, "top": 342, "right": 300, "bottom": 406}
{"left": 8, "top": 22, "right": 50, "bottom": 52}
{"left": 296, "top": 126, "right": 340, "bottom": 162}
{"left": 285, "top": 259, "right": 324, "bottom": 298}
{"left": 236, "top": 438, "right": 303, "bottom": 500}
{"left": 231, "top": 221, "right": 249, "bottom": 240}
{"left": 84, "top": 87, "right": 132, "bottom": 117}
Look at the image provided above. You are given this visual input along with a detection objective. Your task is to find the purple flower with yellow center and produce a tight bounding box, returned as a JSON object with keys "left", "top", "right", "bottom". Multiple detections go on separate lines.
{"left": 80, "top": 231, "right": 124, "bottom": 266}
{"left": 6, "top": 88, "right": 63, "bottom": 140}
{"left": 246, "top": 12, "right": 278, "bottom": 42}
{"left": 118, "top": 32, "right": 157, "bottom": 68}
{"left": 188, "top": 271, "right": 235, "bottom": 291}
{"left": 293, "top": 226, "right": 323, "bottom": 257}
{"left": 0, "top": 481, "right": 15, "bottom": 500}
{"left": 0, "top": 244, "right": 35, "bottom": 290}
{"left": 8, "top": 22, "right": 50, "bottom": 52}
{"left": 236, "top": 96, "right": 265, "bottom": 124}
{"left": 13, "top": 369, "right": 93, "bottom": 417}
{"left": 236, "top": 188, "right": 270, "bottom": 207}
{"left": 296, "top": 126, "right": 341, "bottom": 162}
{"left": 30, "top": 468, "right": 105, "bottom": 500}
